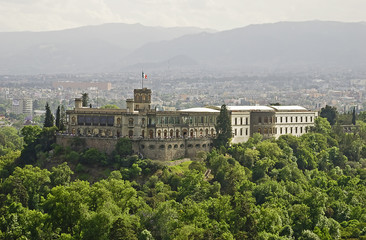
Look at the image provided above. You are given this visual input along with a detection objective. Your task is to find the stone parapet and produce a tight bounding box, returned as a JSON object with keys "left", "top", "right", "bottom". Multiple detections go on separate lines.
{"left": 56, "top": 135, "right": 213, "bottom": 161}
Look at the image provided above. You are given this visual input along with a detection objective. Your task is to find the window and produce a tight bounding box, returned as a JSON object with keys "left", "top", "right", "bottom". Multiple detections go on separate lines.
{"left": 246, "top": 128, "right": 248, "bottom": 135}
{"left": 300, "top": 127, "right": 303, "bottom": 133}
{"left": 295, "top": 127, "right": 298, "bottom": 134}
{"left": 280, "top": 128, "right": 283, "bottom": 134}
{"left": 264, "top": 117, "right": 268, "bottom": 124}
{"left": 290, "top": 117, "right": 293, "bottom": 122}
{"left": 235, "top": 118, "right": 237, "bottom": 125}
{"left": 280, "top": 117, "right": 283, "bottom": 123}
{"left": 240, "top": 128, "right": 243, "bottom": 136}
{"left": 305, "top": 116, "right": 308, "bottom": 122}
{"left": 259, "top": 117, "right": 262, "bottom": 123}
{"left": 310, "top": 116, "right": 313, "bottom": 122}
{"left": 240, "top": 117, "right": 243, "bottom": 125}
{"left": 246, "top": 117, "right": 248, "bottom": 125}
{"left": 235, "top": 129, "right": 237, "bottom": 136}
{"left": 295, "top": 117, "right": 298, "bottom": 122}
{"left": 286, "top": 117, "right": 288, "bottom": 122}
{"left": 300, "top": 116, "right": 303, "bottom": 122}
{"left": 129, "top": 118, "right": 134, "bottom": 125}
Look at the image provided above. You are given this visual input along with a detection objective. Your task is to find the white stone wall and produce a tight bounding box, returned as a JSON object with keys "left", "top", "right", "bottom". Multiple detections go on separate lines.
{"left": 231, "top": 112, "right": 251, "bottom": 144}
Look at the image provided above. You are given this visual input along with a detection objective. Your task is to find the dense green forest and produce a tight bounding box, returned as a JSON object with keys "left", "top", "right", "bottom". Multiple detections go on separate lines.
{"left": 1, "top": 113, "right": 366, "bottom": 239}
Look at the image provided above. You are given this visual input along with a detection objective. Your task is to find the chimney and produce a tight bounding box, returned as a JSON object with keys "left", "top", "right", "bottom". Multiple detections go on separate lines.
{"left": 126, "top": 99, "right": 134, "bottom": 112}
{"left": 75, "top": 98, "right": 82, "bottom": 109}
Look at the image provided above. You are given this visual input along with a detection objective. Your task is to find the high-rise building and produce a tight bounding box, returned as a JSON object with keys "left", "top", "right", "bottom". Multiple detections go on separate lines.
{"left": 12, "top": 99, "right": 33, "bottom": 117}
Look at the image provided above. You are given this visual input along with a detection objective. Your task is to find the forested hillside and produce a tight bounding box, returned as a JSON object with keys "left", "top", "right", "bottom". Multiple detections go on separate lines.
{"left": 1, "top": 115, "right": 366, "bottom": 239}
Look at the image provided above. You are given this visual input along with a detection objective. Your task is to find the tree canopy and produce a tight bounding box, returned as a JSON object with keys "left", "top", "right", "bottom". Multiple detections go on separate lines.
{"left": 214, "top": 104, "right": 232, "bottom": 148}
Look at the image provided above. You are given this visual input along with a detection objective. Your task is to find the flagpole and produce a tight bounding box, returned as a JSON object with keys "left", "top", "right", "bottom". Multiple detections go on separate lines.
{"left": 141, "top": 69, "right": 144, "bottom": 89}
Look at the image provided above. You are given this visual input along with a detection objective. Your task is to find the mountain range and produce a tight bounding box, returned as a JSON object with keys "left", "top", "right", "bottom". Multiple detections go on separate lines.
{"left": 1, "top": 21, "right": 366, "bottom": 74}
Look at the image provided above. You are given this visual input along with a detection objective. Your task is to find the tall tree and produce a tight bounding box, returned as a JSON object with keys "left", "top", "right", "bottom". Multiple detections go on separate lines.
{"left": 60, "top": 105, "right": 66, "bottom": 131}
{"left": 214, "top": 104, "right": 232, "bottom": 148}
{"left": 44, "top": 102, "right": 54, "bottom": 127}
{"left": 82, "top": 93, "right": 89, "bottom": 107}
{"left": 352, "top": 107, "right": 356, "bottom": 125}
{"left": 55, "top": 106, "right": 61, "bottom": 130}
{"left": 320, "top": 105, "right": 338, "bottom": 125}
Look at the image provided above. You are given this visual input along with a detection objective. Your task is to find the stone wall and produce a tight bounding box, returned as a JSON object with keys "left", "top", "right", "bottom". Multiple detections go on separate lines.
{"left": 56, "top": 135, "right": 213, "bottom": 161}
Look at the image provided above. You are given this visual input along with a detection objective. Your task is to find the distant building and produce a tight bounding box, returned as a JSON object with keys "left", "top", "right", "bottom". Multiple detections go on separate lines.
{"left": 58, "top": 88, "right": 318, "bottom": 160}
{"left": 52, "top": 81, "right": 112, "bottom": 91}
{"left": 11, "top": 99, "right": 33, "bottom": 117}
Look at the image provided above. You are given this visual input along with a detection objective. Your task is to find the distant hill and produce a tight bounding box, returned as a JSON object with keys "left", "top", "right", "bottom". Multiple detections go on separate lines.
{"left": 1, "top": 21, "right": 366, "bottom": 74}
{"left": 127, "top": 21, "right": 366, "bottom": 72}
{"left": 0, "top": 23, "right": 213, "bottom": 74}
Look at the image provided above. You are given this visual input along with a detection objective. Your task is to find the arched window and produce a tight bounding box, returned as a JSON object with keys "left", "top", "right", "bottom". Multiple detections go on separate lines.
{"left": 170, "top": 129, "right": 173, "bottom": 137}
{"left": 149, "top": 130, "right": 154, "bottom": 139}
{"left": 129, "top": 130, "right": 133, "bottom": 138}
{"left": 129, "top": 118, "right": 134, "bottom": 125}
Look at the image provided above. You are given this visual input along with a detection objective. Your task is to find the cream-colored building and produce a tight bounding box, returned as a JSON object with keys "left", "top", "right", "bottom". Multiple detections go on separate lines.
{"left": 62, "top": 88, "right": 318, "bottom": 160}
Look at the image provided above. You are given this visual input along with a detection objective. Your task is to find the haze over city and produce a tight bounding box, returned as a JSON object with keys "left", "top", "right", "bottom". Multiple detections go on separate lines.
{"left": 0, "top": 0, "right": 365, "bottom": 32}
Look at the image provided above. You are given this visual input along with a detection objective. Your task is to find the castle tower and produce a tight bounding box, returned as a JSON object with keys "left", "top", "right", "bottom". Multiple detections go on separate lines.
{"left": 134, "top": 88, "right": 151, "bottom": 111}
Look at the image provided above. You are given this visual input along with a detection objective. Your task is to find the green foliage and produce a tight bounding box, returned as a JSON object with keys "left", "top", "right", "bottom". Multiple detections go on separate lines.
{"left": 214, "top": 104, "right": 232, "bottom": 148}
{"left": 1, "top": 115, "right": 366, "bottom": 239}
{"left": 320, "top": 105, "right": 338, "bottom": 125}
{"left": 115, "top": 137, "right": 133, "bottom": 157}
{"left": 82, "top": 93, "right": 89, "bottom": 107}
{"left": 43, "top": 102, "right": 54, "bottom": 127}
{"left": 21, "top": 125, "right": 41, "bottom": 146}
{"left": 100, "top": 104, "right": 119, "bottom": 109}
{"left": 0, "top": 126, "right": 23, "bottom": 156}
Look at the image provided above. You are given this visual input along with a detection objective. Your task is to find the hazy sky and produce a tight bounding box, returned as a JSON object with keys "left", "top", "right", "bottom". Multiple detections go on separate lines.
{"left": 0, "top": 0, "right": 365, "bottom": 32}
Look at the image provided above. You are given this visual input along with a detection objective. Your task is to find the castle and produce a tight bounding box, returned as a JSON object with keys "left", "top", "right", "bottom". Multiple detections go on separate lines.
{"left": 56, "top": 88, "right": 318, "bottom": 160}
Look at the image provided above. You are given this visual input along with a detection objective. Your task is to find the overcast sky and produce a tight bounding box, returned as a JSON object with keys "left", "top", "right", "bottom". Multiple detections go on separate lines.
{"left": 0, "top": 0, "right": 365, "bottom": 32}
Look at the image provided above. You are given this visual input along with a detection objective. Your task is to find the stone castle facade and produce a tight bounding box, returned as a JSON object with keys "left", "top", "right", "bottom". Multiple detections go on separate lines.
{"left": 56, "top": 88, "right": 318, "bottom": 160}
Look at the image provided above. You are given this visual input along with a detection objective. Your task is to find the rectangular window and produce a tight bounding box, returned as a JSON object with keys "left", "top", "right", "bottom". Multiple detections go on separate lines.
{"left": 240, "top": 117, "right": 243, "bottom": 125}
{"left": 290, "top": 117, "right": 293, "bottom": 122}
{"left": 246, "top": 117, "right": 248, "bottom": 125}
{"left": 305, "top": 116, "right": 308, "bottom": 122}
{"left": 246, "top": 128, "right": 248, "bottom": 135}
{"left": 310, "top": 116, "right": 313, "bottom": 122}
{"left": 295, "top": 117, "right": 298, "bottom": 122}
{"left": 295, "top": 127, "right": 298, "bottom": 134}
{"left": 280, "top": 127, "right": 283, "bottom": 134}
{"left": 235, "top": 129, "right": 237, "bottom": 136}
{"left": 240, "top": 128, "right": 243, "bottom": 136}
{"left": 286, "top": 117, "right": 288, "bottom": 122}
{"left": 235, "top": 118, "right": 237, "bottom": 125}
{"left": 301, "top": 116, "right": 303, "bottom": 122}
